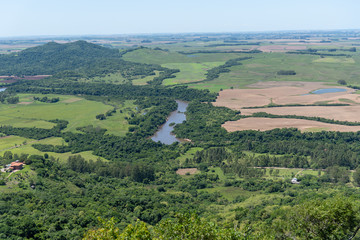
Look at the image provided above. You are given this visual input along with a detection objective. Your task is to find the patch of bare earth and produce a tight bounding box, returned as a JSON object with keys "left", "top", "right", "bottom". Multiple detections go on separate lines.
{"left": 176, "top": 168, "right": 199, "bottom": 175}
{"left": 18, "top": 102, "right": 33, "bottom": 105}
{"left": 223, "top": 118, "right": 360, "bottom": 133}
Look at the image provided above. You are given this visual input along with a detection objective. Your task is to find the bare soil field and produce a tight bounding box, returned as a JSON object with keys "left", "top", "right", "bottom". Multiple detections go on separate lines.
{"left": 214, "top": 81, "right": 356, "bottom": 109}
{"left": 176, "top": 168, "right": 199, "bottom": 175}
{"left": 215, "top": 81, "right": 360, "bottom": 132}
{"left": 223, "top": 117, "right": 360, "bottom": 132}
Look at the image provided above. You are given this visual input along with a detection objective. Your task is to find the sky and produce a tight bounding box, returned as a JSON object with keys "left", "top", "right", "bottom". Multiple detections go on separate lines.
{"left": 1, "top": 0, "right": 359, "bottom": 37}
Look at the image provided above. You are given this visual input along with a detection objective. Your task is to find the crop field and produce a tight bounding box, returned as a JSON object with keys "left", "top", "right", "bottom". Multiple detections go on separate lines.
{"left": 214, "top": 81, "right": 360, "bottom": 132}
{"left": 0, "top": 94, "right": 135, "bottom": 135}
{"left": 223, "top": 117, "right": 360, "bottom": 132}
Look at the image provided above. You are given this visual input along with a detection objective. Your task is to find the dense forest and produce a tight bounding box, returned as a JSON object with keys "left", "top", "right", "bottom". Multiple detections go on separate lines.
{"left": 1, "top": 39, "right": 360, "bottom": 239}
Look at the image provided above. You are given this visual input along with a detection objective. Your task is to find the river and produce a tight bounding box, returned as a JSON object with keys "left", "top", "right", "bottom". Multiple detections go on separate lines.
{"left": 151, "top": 100, "right": 188, "bottom": 145}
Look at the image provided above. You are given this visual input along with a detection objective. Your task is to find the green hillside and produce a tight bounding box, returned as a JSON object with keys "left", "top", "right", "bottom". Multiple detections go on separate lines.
{"left": 0, "top": 41, "right": 161, "bottom": 79}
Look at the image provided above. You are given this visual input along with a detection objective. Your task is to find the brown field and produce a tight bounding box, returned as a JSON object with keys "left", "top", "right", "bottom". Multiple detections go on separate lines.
{"left": 214, "top": 81, "right": 356, "bottom": 109}
{"left": 0, "top": 75, "right": 51, "bottom": 80}
{"left": 215, "top": 81, "right": 360, "bottom": 132}
{"left": 223, "top": 118, "right": 360, "bottom": 132}
{"left": 176, "top": 168, "right": 199, "bottom": 175}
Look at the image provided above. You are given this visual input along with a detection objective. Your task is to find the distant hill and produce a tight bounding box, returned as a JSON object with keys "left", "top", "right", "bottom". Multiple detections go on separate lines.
{"left": 0, "top": 41, "right": 161, "bottom": 79}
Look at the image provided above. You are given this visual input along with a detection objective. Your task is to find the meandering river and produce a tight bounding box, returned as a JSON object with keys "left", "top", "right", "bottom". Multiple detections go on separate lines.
{"left": 151, "top": 100, "right": 188, "bottom": 145}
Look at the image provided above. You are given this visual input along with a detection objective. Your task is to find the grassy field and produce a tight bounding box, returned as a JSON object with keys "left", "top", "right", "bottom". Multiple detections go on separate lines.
{"left": 0, "top": 94, "right": 135, "bottom": 136}
{"left": 188, "top": 52, "right": 360, "bottom": 91}
{"left": 79, "top": 72, "right": 129, "bottom": 84}
{"left": 162, "top": 62, "right": 224, "bottom": 85}
{"left": 0, "top": 136, "right": 107, "bottom": 163}
{"left": 176, "top": 147, "right": 203, "bottom": 166}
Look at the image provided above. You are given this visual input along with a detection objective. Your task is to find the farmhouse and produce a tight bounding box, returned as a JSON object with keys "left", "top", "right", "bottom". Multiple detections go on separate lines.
{"left": 9, "top": 160, "right": 24, "bottom": 171}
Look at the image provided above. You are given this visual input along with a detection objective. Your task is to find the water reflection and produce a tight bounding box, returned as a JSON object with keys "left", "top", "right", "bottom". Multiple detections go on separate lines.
{"left": 151, "top": 100, "right": 188, "bottom": 145}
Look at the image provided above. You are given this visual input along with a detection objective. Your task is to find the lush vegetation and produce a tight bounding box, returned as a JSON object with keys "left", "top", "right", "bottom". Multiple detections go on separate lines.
{"left": 1, "top": 34, "right": 360, "bottom": 239}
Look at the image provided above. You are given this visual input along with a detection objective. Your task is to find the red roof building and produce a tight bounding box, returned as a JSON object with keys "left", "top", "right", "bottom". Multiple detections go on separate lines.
{"left": 9, "top": 161, "right": 24, "bottom": 170}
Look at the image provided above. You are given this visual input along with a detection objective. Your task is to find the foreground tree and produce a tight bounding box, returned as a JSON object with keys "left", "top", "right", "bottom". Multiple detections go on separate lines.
{"left": 285, "top": 197, "right": 360, "bottom": 239}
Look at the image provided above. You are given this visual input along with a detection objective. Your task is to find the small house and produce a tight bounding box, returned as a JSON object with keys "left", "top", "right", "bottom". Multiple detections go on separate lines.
{"left": 291, "top": 178, "right": 300, "bottom": 184}
{"left": 9, "top": 160, "right": 24, "bottom": 171}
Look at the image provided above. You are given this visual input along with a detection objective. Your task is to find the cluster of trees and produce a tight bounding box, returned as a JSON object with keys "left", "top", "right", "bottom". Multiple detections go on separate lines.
{"left": 287, "top": 50, "right": 351, "bottom": 57}
{"left": 147, "top": 68, "right": 180, "bottom": 85}
{"left": 33, "top": 96, "right": 59, "bottom": 103}
{"left": 277, "top": 70, "right": 296, "bottom": 75}
{"left": 0, "top": 91, "right": 19, "bottom": 104}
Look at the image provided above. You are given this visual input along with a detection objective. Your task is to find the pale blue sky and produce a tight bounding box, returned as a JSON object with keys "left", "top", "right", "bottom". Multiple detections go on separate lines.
{"left": 1, "top": 0, "right": 359, "bottom": 37}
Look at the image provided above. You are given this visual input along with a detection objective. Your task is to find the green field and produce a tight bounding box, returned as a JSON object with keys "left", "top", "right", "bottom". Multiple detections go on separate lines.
{"left": 0, "top": 94, "right": 135, "bottom": 135}
{"left": 0, "top": 136, "right": 107, "bottom": 163}
{"left": 188, "top": 52, "right": 360, "bottom": 91}
{"left": 163, "top": 62, "right": 224, "bottom": 85}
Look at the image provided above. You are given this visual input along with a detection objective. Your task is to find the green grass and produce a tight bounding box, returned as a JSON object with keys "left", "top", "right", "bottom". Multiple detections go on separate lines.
{"left": 188, "top": 52, "right": 360, "bottom": 91}
{"left": 162, "top": 62, "right": 224, "bottom": 85}
{"left": 0, "top": 94, "right": 135, "bottom": 136}
{"left": 132, "top": 71, "right": 160, "bottom": 85}
{"left": 0, "top": 136, "right": 107, "bottom": 163}
{"left": 79, "top": 72, "right": 129, "bottom": 84}
{"left": 177, "top": 147, "right": 203, "bottom": 165}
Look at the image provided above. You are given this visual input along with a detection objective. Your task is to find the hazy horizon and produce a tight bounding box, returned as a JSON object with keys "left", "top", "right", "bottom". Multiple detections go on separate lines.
{"left": 1, "top": 0, "right": 359, "bottom": 38}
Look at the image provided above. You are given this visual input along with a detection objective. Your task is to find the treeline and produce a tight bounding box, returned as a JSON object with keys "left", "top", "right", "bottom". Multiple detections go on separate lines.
{"left": 249, "top": 112, "right": 360, "bottom": 126}
{"left": 147, "top": 68, "right": 180, "bottom": 85}
{"left": 204, "top": 57, "right": 252, "bottom": 82}
{"left": 307, "top": 47, "right": 356, "bottom": 52}
{"left": 287, "top": 50, "right": 351, "bottom": 57}
{"left": 9, "top": 80, "right": 217, "bottom": 102}
{"left": 33, "top": 96, "right": 59, "bottom": 103}
{"left": 244, "top": 102, "right": 350, "bottom": 109}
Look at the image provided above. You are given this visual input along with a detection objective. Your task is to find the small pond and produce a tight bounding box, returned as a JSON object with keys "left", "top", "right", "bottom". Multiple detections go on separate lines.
{"left": 0, "top": 88, "right": 6, "bottom": 92}
{"left": 311, "top": 88, "right": 347, "bottom": 94}
{"left": 151, "top": 100, "right": 188, "bottom": 145}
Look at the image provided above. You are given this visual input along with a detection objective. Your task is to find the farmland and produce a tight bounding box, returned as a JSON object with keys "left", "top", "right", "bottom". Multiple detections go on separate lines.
{"left": 0, "top": 94, "right": 135, "bottom": 135}
{"left": 1, "top": 32, "right": 360, "bottom": 239}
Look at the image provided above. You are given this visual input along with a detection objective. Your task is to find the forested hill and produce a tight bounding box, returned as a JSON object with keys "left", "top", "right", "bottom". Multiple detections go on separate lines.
{"left": 0, "top": 40, "right": 162, "bottom": 78}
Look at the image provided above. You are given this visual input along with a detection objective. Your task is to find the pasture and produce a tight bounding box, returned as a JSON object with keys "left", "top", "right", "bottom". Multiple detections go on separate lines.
{"left": 188, "top": 52, "right": 359, "bottom": 91}
{"left": 0, "top": 94, "right": 135, "bottom": 136}
{"left": 0, "top": 136, "right": 107, "bottom": 163}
